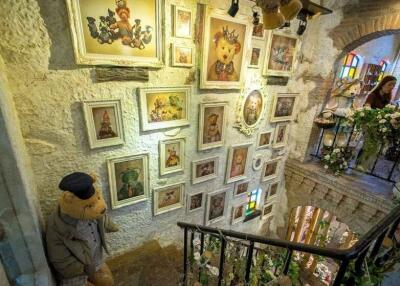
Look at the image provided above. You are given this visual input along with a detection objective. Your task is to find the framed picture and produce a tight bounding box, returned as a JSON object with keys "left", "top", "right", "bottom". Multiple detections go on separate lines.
{"left": 107, "top": 153, "right": 149, "bottom": 209}
{"left": 263, "top": 32, "right": 299, "bottom": 76}
{"left": 231, "top": 204, "right": 246, "bottom": 224}
{"left": 234, "top": 179, "right": 250, "bottom": 197}
{"left": 171, "top": 44, "right": 194, "bottom": 67}
{"left": 153, "top": 182, "right": 185, "bottom": 216}
{"left": 226, "top": 143, "right": 252, "bottom": 184}
{"left": 235, "top": 89, "right": 266, "bottom": 136}
{"left": 268, "top": 181, "right": 279, "bottom": 200}
{"left": 200, "top": 8, "right": 252, "bottom": 89}
{"left": 192, "top": 156, "right": 219, "bottom": 185}
{"left": 205, "top": 188, "right": 229, "bottom": 225}
{"left": 252, "top": 22, "right": 266, "bottom": 40}
{"left": 252, "top": 154, "right": 263, "bottom": 171}
{"left": 261, "top": 158, "right": 282, "bottom": 182}
{"left": 273, "top": 123, "right": 290, "bottom": 149}
{"left": 270, "top": 93, "right": 299, "bottom": 123}
{"left": 263, "top": 187, "right": 269, "bottom": 205}
{"left": 198, "top": 102, "right": 228, "bottom": 151}
{"left": 173, "top": 5, "right": 193, "bottom": 38}
{"left": 187, "top": 191, "right": 205, "bottom": 213}
{"left": 65, "top": 0, "right": 163, "bottom": 67}
{"left": 138, "top": 86, "right": 191, "bottom": 131}
{"left": 257, "top": 130, "right": 273, "bottom": 150}
{"left": 248, "top": 41, "right": 265, "bottom": 69}
{"left": 262, "top": 203, "right": 273, "bottom": 219}
{"left": 159, "top": 137, "right": 185, "bottom": 176}
{"left": 83, "top": 99, "right": 124, "bottom": 149}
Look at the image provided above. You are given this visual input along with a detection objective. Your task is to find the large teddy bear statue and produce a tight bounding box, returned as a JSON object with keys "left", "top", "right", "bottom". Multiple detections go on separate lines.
{"left": 46, "top": 172, "right": 118, "bottom": 286}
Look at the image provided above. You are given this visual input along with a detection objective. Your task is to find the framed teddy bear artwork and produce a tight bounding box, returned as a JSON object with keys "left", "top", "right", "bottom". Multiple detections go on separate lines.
{"left": 198, "top": 102, "right": 228, "bottom": 151}
{"left": 159, "top": 138, "right": 185, "bottom": 176}
{"left": 65, "top": 0, "right": 164, "bottom": 67}
{"left": 171, "top": 43, "right": 195, "bottom": 67}
{"left": 192, "top": 156, "right": 219, "bottom": 185}
{"left": 200, "top": 8, "right": 252, "bottom": 89}
{"left": 225, "top": 143, "right": 253, "bottom": 184}
{"left": 270, "top": 93, "right": 299, "bottom": 123}
{"left": 153, "top": 182, "right": 185, "bottom": 216}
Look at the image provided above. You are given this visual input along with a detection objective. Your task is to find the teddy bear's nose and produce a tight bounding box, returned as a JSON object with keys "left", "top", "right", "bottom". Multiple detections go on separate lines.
{"left": 223, "top": 55, "right": 227, "bottom": 59}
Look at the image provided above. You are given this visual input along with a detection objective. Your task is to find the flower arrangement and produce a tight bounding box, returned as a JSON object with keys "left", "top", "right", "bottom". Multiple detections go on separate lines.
{"left": 321, "top": 148, "right": 352, "bottom": 175}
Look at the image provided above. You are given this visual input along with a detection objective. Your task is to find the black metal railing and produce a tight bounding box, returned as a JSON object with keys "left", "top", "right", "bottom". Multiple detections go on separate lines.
{"left": 178, "top": 204, "right": 400, "bottom": 286}
{"left": 311, "top": 116, "right": 400, "bottom": 183}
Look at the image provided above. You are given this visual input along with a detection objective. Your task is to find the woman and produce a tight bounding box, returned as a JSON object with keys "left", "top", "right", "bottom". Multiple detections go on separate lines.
{"left": 364, "top": 75, "right": 397, "bottom": 109}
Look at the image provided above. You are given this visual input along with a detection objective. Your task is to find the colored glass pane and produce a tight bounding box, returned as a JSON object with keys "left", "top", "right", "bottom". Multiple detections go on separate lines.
{"left": 346, "top": 54, "right": 354, "bottom": 66}
{"left": 349, "top": 68, "right": 355, "bottom": 79}
{"left": 342, "top": 67, "right": 350, "bottom": 78}
{"left": 351, "top": 56, "right": 359, "bottom": 67}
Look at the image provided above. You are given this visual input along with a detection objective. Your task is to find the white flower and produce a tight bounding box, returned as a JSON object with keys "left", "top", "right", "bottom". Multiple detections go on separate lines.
{"left": 385, "top": 114, "right": 391, "bottom": 118}
{"left": 387, "top": 104, "right": 396, "bottom": 109}
{"left": 193, "top": 238, "right": 201, "bottom": 248}
{"left": 206, "top": 265, "right": 219, "bottom": 276}
{"left": 391, "top": 112, "right": 400, "bottom": 119}
{"left": 382, "top": 127, "right": 388, "bottom": 132}
{"left": 359, "top": 112, "right": 365, "bottom": 117}
{"left": 333, "top": 148, "right": 340, "bottom": 153}
{"left": 379, "top": 119, "right": 387, "bottom": 124}
{"left": 193, "top": 252, "right": 201, "bottom": 261}
{"left": 365, "top": 106, "right": 371, "bottom": 110}
{"left": 377, "top": 115, "right": 382, "bottom": 119}
{"left": 324, "top": 165, "right": 329, "bottom": 169}
{"left": 343, "top": 161, "right": 348, "bottom": 166}
{"left": 324, "top": 155, "right": 330, "bottom": 160}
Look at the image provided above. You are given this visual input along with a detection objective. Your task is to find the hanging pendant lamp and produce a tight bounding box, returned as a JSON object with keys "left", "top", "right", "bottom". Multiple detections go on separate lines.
{"left": 280, "top": 0, "right": 303, "bottom": 21}
{"left": 257, "top": 0, "right": 285, "bottom": 30}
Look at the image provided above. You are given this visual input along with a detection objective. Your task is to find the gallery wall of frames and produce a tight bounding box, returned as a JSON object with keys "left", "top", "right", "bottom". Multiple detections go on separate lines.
{"left": 5, "top": 0, "right": 302, "bottom": 254}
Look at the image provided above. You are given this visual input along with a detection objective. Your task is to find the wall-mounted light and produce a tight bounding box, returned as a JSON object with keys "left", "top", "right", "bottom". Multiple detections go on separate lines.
{"left": 228, "top": 0, "right": 239, "bottom": 17}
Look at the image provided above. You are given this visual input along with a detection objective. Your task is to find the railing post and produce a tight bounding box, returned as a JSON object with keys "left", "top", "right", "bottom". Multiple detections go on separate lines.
{"left": 369, "top": 230, "right": 387, "bottom": 262}
{"left": 183, "top": 227, "right": 188, "bottom": 285}
{"left": 333, "top": 259, "right": 349, "bottom": 286}
{"left": 200, "top": 233, "right": 205, "bottom": 255}
{"left": 388, "top": 216, "right": 400, "bottom": 239}
{"left": 282, "top": 249, "right": 293, "bottom": 275}
{"left": 354, "top": 248, "right": 368, "bottom": 274}
{"left": 218, "top": 237, "right": 227, "bottom": 286}
{"left": 245, "top": 241, "right": 254, "bottom": 283}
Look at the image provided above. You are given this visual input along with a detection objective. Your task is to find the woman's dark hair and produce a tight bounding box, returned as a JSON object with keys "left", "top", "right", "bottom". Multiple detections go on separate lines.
{"left": 370, "top": 75, "right": 397, "bottom": 95}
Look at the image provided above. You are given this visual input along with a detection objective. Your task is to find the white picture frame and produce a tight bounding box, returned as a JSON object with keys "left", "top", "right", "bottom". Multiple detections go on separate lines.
{"left": 256, "top": 130, "right": 273, "bottom": 150}
{"left": 267, "top": 181, "right": 280, "bottom": 201}
{"left": 171, "top": 43, "right": 195, "bottom": 67}
{"left": 173, "top": 5, "right": 193, "bottom": 39}
{"left": 83, "top": 99, "right": 125, "bottom": 149}
{"left": 233, "top": 179, "right": 251, "bottom": 197}
{"left": 261, "top": 157, "right": 282, "bottom": 182}
{"left": 225, "top": 143, "right": 252, "bottom": 184}
{"left": 272, "top": 123, "right": 290, "bottom": 149}
{"left": 198, "top": 102, "right": 228, "bottom": 151}
{"left": 231, "top": 203, "right": 246, "bottom": 225}
{"left": 159, "top": 137, "right": 185, "bottom": 176}
{"left": 205, "top": 188, "right": 229, "bottom": 225}
{"left": 153, "top": 182, "right": 185, "bottom": 216}
{"left": 252, "top": 22, "right": 266, "bottom": 40}
{"left": 262, "top": 203, "right": 274, "bottom": 219}
{"left": 192, "top": 156, "right": 219, "bottom": 185}
{"left": 248, "top": 41, "right": 265, "bottom": 69}
{"left": 270, "top": 93, "right": 299, "bottom": 123}
{"left": 187, "top": 191, "right": 205, "bottom": 213}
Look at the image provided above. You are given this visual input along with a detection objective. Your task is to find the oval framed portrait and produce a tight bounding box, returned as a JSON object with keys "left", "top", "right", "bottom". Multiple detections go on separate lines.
{"left": 235, "top": 89, "right": 266, "bottom": 136}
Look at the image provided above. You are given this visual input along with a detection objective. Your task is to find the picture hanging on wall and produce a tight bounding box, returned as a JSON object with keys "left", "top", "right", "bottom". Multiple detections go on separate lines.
{"left": 200, "top": 7, "right": 252, "bottom": 89}
{"left": 267, "top": 181, "right": 279, "bottom": 200}
{"left": 138, "top": 86, "right": 191, "bottom": 131}
{"left": 173, "top": 5, "right": 193, "bottom": 38}
{"left": 272, "top": 123, "right": 290, "bottom": 149}
{"left": 233, "top": 179, "right": 250, "bottom": 197}
{"left": 231, "top": 203, "right": 246, "bottom": 224}
{"left": 192, "top": 156, "right": 219, "bottom": 185}
{"left": 171, "top": 44, "right": 194, "bottom": 67}
{"left": 248, "top": 41, "right": 265, "bottom": 69}
{"left": 263, "top": 32, "right": 299, "bottom": 77}
{"left": 107, "top": 153, "right": 149, "bottom": 209}
{"left": 256, "top": 130, "right": 273, "bottom": 150}
{"left": 252, "top": 22, "right": 266, "bottom": 40}
{"left": 153, "top": 182, "right": 185, "bottom": 216}
{"left": 226, "top": 143, "right": 252, "bottom": 184}
{"left": 65, "top": 0, "right": 163, "bottom": 67}
{"left": 198, "top": 102, "right": 228, "bottom": 151}
{"left": 235, "top": 89, "right": 266, "bottom": 136}
{"left": 187, "top": 191, "right": 205, "bottom": 213}
{"left": 262, "top": 203, "right": 273, "bottom": 219}
{"left": 261, "top": 157, "right": 282, "bottom": 182}
{"left": 205, "top": 188, "right": 229, "bottom": 225}
{"left": 270, "top": 93, "right": 299, "bottom": 123}
{"left": 83, "top": 99, "right": 125, "bottom": 149}
{"left": 159, "top": 137, "right": 185, "bottom": 176}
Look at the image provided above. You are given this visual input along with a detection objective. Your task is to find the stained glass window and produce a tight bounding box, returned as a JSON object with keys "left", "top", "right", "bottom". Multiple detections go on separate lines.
{"left": 378, "top": 60, "right": 388, "bottom": 82}
{"left": 246, "top": 188, "right": 261, "bottom": 215}
{"left": 339, "top": 53, "right": 359, "bottom": 79}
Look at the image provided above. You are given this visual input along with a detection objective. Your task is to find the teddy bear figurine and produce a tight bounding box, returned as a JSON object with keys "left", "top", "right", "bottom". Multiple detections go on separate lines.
{"left": 46, "top": 172, "right": 118, "bottom": 286}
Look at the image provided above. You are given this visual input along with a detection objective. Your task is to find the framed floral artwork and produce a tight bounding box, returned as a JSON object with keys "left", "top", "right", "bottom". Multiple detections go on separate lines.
{"left": 171, "top": 44, "right": 194, "bottom": 67}
{"left": 261, "top": 158, "right": 282, "bottom": 182}
{"left": 107, "top": 153, "right": 149, "bottom": 209}
{"left": 187, "top": 191, "right": 205, "bottom": 213}
{"left": 231, "top": 203, "right": 246, "bottom": 224}
{"left": 248, "top": 41, "right": 265, "bottom": 69}
{"left": 153, "top": 182, "right": 185, "bottom": 216}
{"left": 273, "top": 123, "right": 290, "bottom": 149}
{"left": 138, "top": 86, "right": 191, "bottom": 131}
{"left": 235, "top": 89, "right": 266, "bottom": 136}
{"left": 173, "top": 5, "right": 193, "bottom": 38}
{"left": 262, "top": 203, "right": 273, "bottom": 219}
{"left": 263, "top": 32, "right": 299, "bottom": 76}
{"left": 65, "top": 0, "right": 164, "bottom": 67}
{"left": 192, "top": 156, "right": 219, "bottom": 185}
{"left": 83, "top": 99, "right": 125, "bottom": 149}
{"left": 226, "top": 143, "right": 252, "bottom": 184}
{"left": 205, "top": 188, "right": 229, "bottom": 225}
{"left": 252, "top": 22, "right": 266, "bottom": 40}
{"left": 270, "top": 93, "right": 299, "bottom": 123}
{"left": 198, "top": 102, "right": 228, "bottom": 151}
{"left": 257, "top": 130, "right": 273, "bottom": 150}
{"left": 159, "top": 137, "right": 185, "bottom": 176}
{"left": 200, "top": 8, "right": 252, "bottom": 89}
{"left": 233, "top": 179, "right": 250, "bottom": 197}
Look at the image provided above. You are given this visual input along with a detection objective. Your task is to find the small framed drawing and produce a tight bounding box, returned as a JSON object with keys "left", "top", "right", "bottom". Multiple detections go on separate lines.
{"left": 252, "top": 22, "right": 266, "bottom": 40}
{"left": 252, "top": 154, "right": 263, "bottom": 171}
{"left": 263, "top": 187, "right": 269, "bottom": 205}
{"left": 171, "top": 44, "right": 194, "bottom": 67}
{"left": 205, "top": 188, "right": 229, "bottom": 225}
{"left": 107, "top": 153, "right": 149, "bottom": 209}
{"left": 273, "top": 123, "right": 290, "bottom": 149}
{"left": 200, "top": 7, "right": 252, "bottom": 89}
{"left": 234, "top": 179, "right": 250, "bottom": 197}
{"left": 192, "top": 156, "right": 219, "bottom": 185}
{"left": 257, "top": 130, "right": 273, "bottom": 150}
{"left": 187, "top": 191, "right": 205, "bottom": 213}
{"left": 83, "top": 99, "right": 124, "bottom": 149}
{"left": 263, "top": 32, "right": 299, "bottom": 77}
{"left": 268, "top": 181, "right": 279, "bottom": 200}
{"left": 138, "top": 86, "right": 191, "bottom": 131}
{"left": 262, "top": 203, "right": 273, "bottom": 219}
{"left": 231, "top": 204, "right": 246, "bottom": 224}
{"left": 153, "top": 182, "right": 185, "bottom": 216}
{"left": 159, "top": 137, "right": 185, "bottom": 176}
{"left": 65, "top": 0, "right": 163, "bottom": 68}
{"left": 262, "top": 158, "right": 282, "bottom": 182}
{"left": 198, "top": 102, "right": 228, "bottom": 151}
{"left": 173, "top": 5, "right": 193, "bottom": 38}
{"left": 235, "top": 89, "right": 266, "bottom": 136}
{"left": 226, "top": 143, "right": 252, "bottom": 184}
{"left": 270, "top": 93, "right": 299, "bottom": 123}
{"left": 248, "top": 41, "right": 265, "bottom": 69}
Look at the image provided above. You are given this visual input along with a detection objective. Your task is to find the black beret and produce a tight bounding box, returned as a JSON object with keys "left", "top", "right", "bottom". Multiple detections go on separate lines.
{"left": 59, "top": 172, "right": 95, "bottom": 200}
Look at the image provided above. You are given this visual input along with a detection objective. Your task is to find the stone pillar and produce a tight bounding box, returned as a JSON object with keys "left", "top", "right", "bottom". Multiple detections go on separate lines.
{"left": 301, "top": 209, "right": 325, "bottom": 268}
{"left": 293, "top": 206, "right": 308, "bottom": 242}
{"left": 286, "top": 207, "right": 297, "bottom": 241}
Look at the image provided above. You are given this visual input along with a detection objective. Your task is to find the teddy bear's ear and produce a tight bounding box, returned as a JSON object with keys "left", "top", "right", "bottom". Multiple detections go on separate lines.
{"left": 61, "top": 191, "right": 76, "bottom": 204}
{"left": 234, "top": 42, "right": 241, "bottom": 54}
{"left": 89, "top": 172, "right": 97, "bottom": 183}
